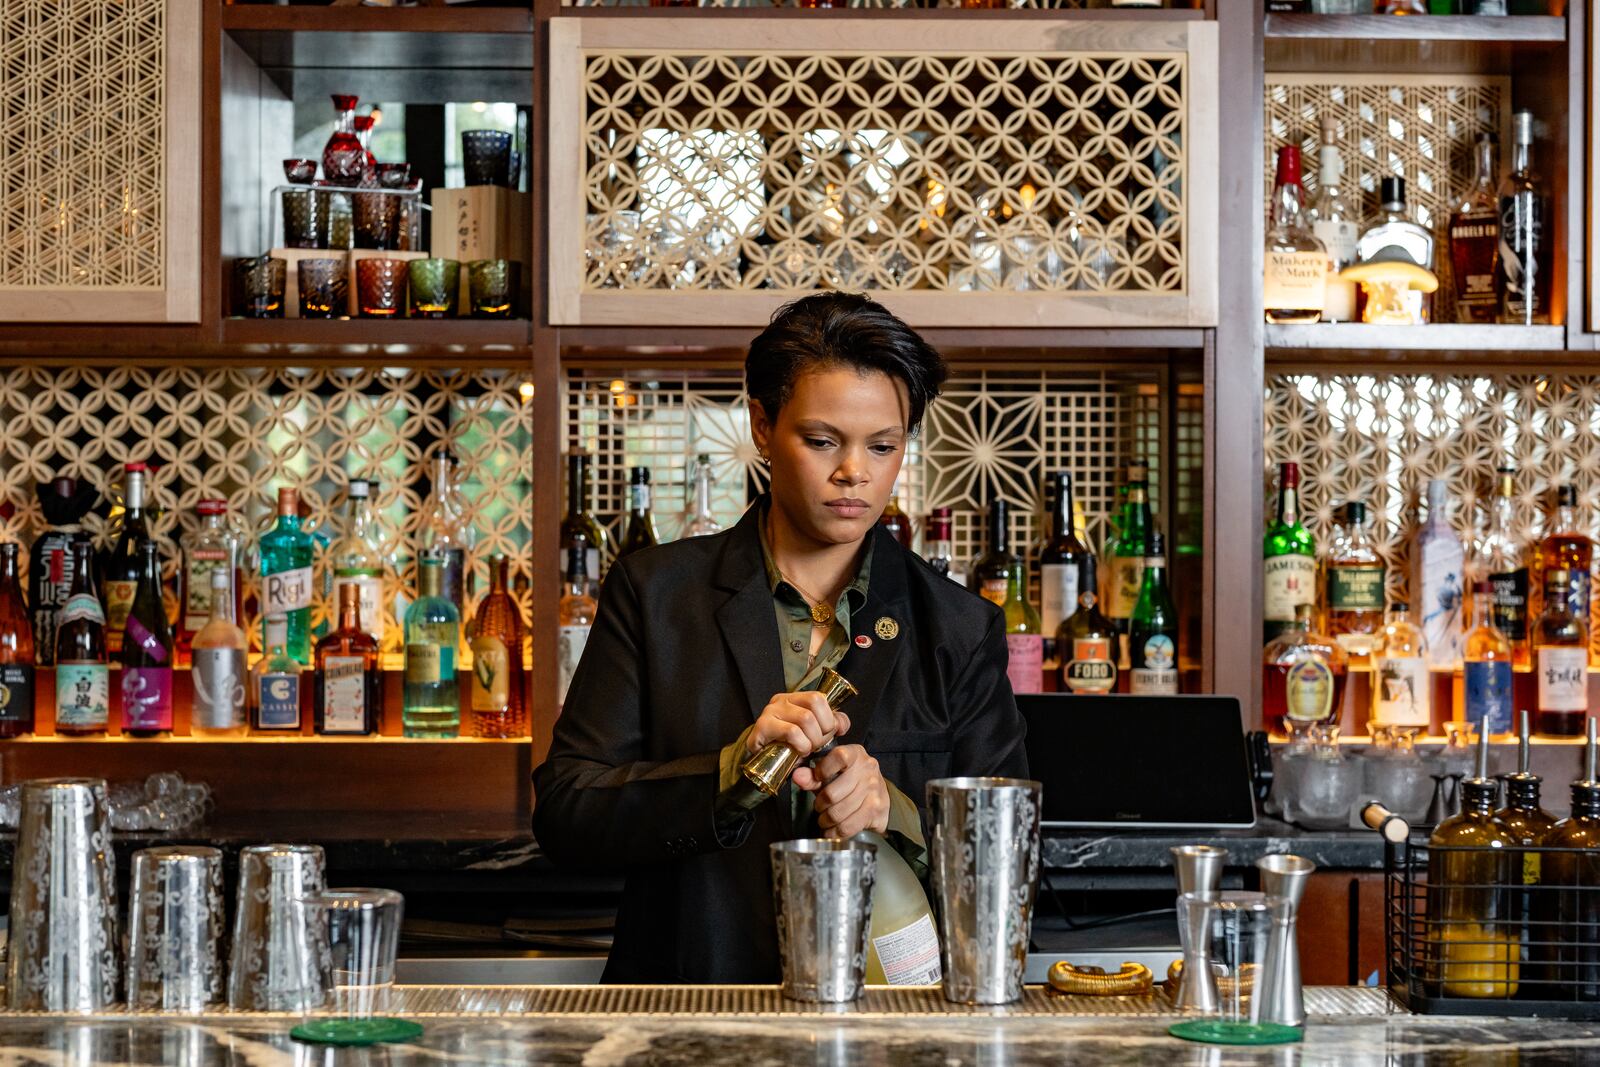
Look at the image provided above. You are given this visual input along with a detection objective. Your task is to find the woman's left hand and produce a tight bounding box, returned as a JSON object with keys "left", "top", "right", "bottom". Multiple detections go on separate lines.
{"left": 791, "top": 745, "right": 890, "bottom": 838}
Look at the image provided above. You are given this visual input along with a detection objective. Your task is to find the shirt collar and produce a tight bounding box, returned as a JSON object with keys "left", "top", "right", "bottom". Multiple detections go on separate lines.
{"left": 757, "top": 501, "right": 873, "bottom": 612}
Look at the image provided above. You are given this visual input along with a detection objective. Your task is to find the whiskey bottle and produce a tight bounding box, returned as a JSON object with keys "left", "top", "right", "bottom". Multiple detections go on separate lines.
{"left": 969, "top": 499, "right": 1018, "bottom": 608}
{"left": 121, "top": 539, "right": 173, "bottom": 738}
{"left": 1372, "top": 602, "right": 1430, "bottom": 730}
{"left": 1356, "top": 177, "right": 1436, "bottom": 323}
{"left": 560, "top": 450, "right": 608, "bottom": 596}
{"left": 1498, "top": 110, "right": 1551, "bottom": 325}
{"left": 1449, "top": 133, "right": 1500, "bottom": 323}
{"left": 420, "top": 451, "right": 476, "bottom": 615}
{"left": 1263, "top": 603, "right": 1348, "bottom": 737}
{"left": 252, "top": 615, "right": 303, "bottom": 733}
{"left": 191, "top": 567, "right": 247, "bottom": 738}
{"left": 1480, "top": 466, "right": 1530, "bottom": 670}
{"left": 331, "top": 479, "right": 385, "bottom": 646}
{"left": 0, "top": 544, "right": 35, "bottom": 738}
{"left": 1310, "top": 117, "right": 1359, "bottom": 323}
{"left": 1325, "top": 500, "right": 1385, "bottom": 664}
{"left": 467, "top": 554, "right": 526, "bottom": 738}
{"left": 1538, "top": 484, "right": 1592, "bottom": 636}
{"left": 1057, "top": 555, "right": 1118, "bottom": 695}
{"left": 315, "top": 582, "right": 380, "bottom": 736}
{"left": 1463, "top": 582, "right": 1515, "bottom": 738}
{"left": 557, "top": 537, "right": 596, "bottom": 707}
{"left": 104, "top": 462, "right": 152, "bottom": 663}
{"left": 1263, "top": 462, "right": 1316, "bottom": 644}
{"left": 1039, "top": 471, "right": 1090, "bottom": 659}
{"left": 877, "top": 487, "right": 914, "bottom": 551}
{"left": 617, "top": 466, "right": 659, "bottom": 559}
{"left": 54, "top": 538, "right": 108, "bottom": 737}
{"left": 1534, "top": 567, "right": 1588, "bottom": 737}
{"left": 1413, "top": 479, "right": 1466, "bottom": 670}
{"left": 403, "top": 558, "right": 461, "bottom": 737}
{"left": 179, "top": 499, "right": 242, "bottom": 668}
{"left": 1128, "top": 531, "right": 1178, "bottom": 695}
{"left": 1263, "top": 145, "right": 1328, "bottom": 324}
{"left": 680, "top": 454, "right": 723, "bottom": 539}
{"left": 260, "top": 487, "right": 315, "bottom": 665}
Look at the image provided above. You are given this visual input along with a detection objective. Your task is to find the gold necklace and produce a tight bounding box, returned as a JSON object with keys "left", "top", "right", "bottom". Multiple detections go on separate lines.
{"left": 767, "top": 517, "right": 838, "bottom": 627}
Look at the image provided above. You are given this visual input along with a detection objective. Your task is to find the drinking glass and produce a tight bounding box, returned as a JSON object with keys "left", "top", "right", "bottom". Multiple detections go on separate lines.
{"left": 468, "top": 259, "right": 517, "bottom": 318}
{"left": 461, "top": 130, "right": 512, "bottom": 187}
{"left": 375, "top": 162, "right": 412, "bottom": 189}
{"left": 283, "top": 158, "right": 318, "bottom": 185}
{"left": 353, "top": 192, "right": 400, "bottom": 251}
{"left": 289, "top": 888, "right": 423, "bottom": 1047}
{"left": 356, "top": 259, "right": 408, "bottom": 318}
{"left": 126, "top": 846, "right": 226, "bottom": 1011}
{"left": 770, "top": 840, "right": 876, "bottom": 1003}
{"left": 236, "top": 256, "right": 286, "bottom": 319}
{"left": 282, "top": 189, "right": 329, "bottom": 250}
{"left": 298, "top": 258, "right": 348, "bottom": 320}
{"left": 1169, "top": 892, "right": 1300, "bottom": 1045}
{"left": 408, "top": 259, "right": 459, "bottom": 319}
{"left": 327, "top": 192, "right": 354, "bottom": 250}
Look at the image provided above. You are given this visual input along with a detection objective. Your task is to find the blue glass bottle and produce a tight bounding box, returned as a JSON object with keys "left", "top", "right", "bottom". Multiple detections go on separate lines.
{"left": 259, "top": 487, "right": 315, "bottom": 665}
{"left": 403, "top": 558, "right": 460, "bottom": 737}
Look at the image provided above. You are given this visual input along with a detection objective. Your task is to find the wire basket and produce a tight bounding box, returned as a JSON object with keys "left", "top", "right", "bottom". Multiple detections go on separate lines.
{"left": 1386, "top": 836, "right": 1600, "bottom": 1019}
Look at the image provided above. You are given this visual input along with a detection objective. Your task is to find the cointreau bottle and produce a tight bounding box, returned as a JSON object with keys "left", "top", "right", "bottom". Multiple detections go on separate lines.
{"left": 315, "top": 583, "right": 380, "bottom": 736}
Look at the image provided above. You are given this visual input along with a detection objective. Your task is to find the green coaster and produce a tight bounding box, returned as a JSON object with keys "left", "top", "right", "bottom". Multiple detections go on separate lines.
{"left": 1167, "top": 1020, "right": 1303, "bottom": 1046}
{"left": 291, "top": 1018, "right": 425, "bottom": 1047}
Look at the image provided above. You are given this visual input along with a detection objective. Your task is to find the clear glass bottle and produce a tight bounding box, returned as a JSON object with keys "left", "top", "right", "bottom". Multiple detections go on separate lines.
{"left": 1326, "top": 500, "right": 1385, "bottom": 665}
{"left": 260, "top": 487, "right": 315, "bottom": 666}
{"left": 1534, "top": 567, "right": 1588, "bottom": 738}
{"left": 1264, "top": 461, "right": 1317, "bottom": 644}
{"left": 1373, "top": 601, "right": 1430, "bottom": 730}
{"left": 1414, "top": 479, "right": 1466, "bottom": 671}
{"left": 1356, "top": 176, "right": 1436, "bottom": 323}
{"left": 321, "top": 94, "right": 366, "bottom": 187}
{"left": 420, "top": 452, "right": 476, "bottom": 617}
{"left": 1449, "top": 133, "right": 1501, "bottom": 323}
{"left": 557, "top": 536, "right": 596, "bottom": 707}
{"left": 1497, "top": 109, "right": 1551, "bottom": 325}
{"left": 1129, "top": 531, "right": 1178, "bottom": 695}
{"left": 1263, "top": 602, "right": 1349, "bottom": 737}
{"left": 467, "top": 555, "right": 526, "bottom": 738}
{"left": 403, "top": 558, "right": 461, "bottom": 737}
{"left": 1463, "top": 581, "right": 1515, "bottom": 738}
{"left": 122, "top": 539, "right": 173, "bottom": 738}
{"left": 680, "top": 454, "right": 723, "bottom": 539}
{"left": 54, "top": 538, "right": 107, "bottom": 737}
{"left": 1264, "top": 145, "right": 1328, "bottom": 324}
{"left": 179, "top": 499, "right": 243, "bottom": 669}
{"left": 191, "top": 567, "right": 247, "bottom": 738}
{"left": 332, "top": 478, "right": 385, "bottom": 647}
{"left": 1480, "top": 465, "right": 1530, "bottom": 671}
{"left": 104, "top": 462, "right": 152, "bottom": 664}
{"left": 0, "top": 543, "right": 35, "bottom": 738}
{"left": 315, "top": 583, "right": 380, "bottom": 736}
{"left": 1310, "top": 117, "right": 1359, "bottom": 323}
{"left": 1058, "top": 555, "right": 1119, "bottom": 695}
{"left": 251, "top": 615, "right": 303, "bottom": 733}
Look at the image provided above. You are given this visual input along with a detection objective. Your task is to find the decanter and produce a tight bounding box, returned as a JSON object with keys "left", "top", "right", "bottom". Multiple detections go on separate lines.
{"left": 322, "top": 94, "right": 366, "bottom": 187}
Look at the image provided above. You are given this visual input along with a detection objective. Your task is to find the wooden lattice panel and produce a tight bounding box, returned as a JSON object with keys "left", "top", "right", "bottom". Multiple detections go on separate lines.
{"left": 1265, "top": 373, "right": 1600, "bottom": 655}
{"left": 0, "top": 0, "right": 200, "bottom": 322}
{"left": 566, "top": 366, "right": 1164, "bottom": 574}
{"left": 0, "top": 365, "right": 534, "bottom": 653}
{"left": 1264, "top": 74, "right": 1509, "bottom": 323}
{"left": 549, "top": 18, "right": 1218, "bottom": 326}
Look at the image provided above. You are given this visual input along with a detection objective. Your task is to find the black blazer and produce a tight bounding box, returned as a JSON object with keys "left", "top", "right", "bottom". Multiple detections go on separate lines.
{"left": 532, "top": 500, "right": 1028, "bottom": 984}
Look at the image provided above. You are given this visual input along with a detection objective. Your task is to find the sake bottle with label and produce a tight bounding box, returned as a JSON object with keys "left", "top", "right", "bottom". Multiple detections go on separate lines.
{"left": 121, "top": 540, "right": 173, "bottom": 738}
{"left": 54, "top": 538, "right": 107, "bottom": 737}
{"left": 1372, "top": 602, "right": 1431, "bottom": 730}
{"left": 0, "top": 543, "right": 35, "bottom": 738}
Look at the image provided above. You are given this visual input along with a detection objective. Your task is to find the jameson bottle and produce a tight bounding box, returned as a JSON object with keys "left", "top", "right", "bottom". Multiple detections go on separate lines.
{"left": 1534, "top": 567, "right": 1588, "bottom": 737}
{"left": 1057, "top": 555, "right": 1118, "bottom": 695}
{"left": 191, "top": 567, "right": 247, "bottom": 738}
{"left": 1129, "top": 531, "right": 1178, "bottom": 695}
{"left": 617, "top": 466, "right": 659, "bottom": 559}
{"left": 1264, "top": 462, "right": 1316, "bottom": 644}
{"left": 560, "top": 450, "right": 608, "bottom": 597}
{"left": 104, "top": 462, "right": 152, "bottom": 662}
{"left": 260, "top": 487, "right": 315, "bottom": 665}
{"left": 1039, "top": 471, "right": 1090, "bottom": 659}
{"left": 331, "top": 479, "right": 385, "bottom": 646}
{"left": 315, "top": 583, "right": 380, "bottom": 736}
{"left": 467, "top": 555, "right": 526, "bottom": 738}
{"left": 404, "top": 558, "right": 461, "bottom": 737}
{"left": 1481, "top": 466, "right": 1530, "bottom": 671}
{"left": 121, "top": 540, "right": 173, "bottom": 738}
{"left": 54, "top": 539, "right": 108, "bottom": 737}
{"left": 0, "top": 544, "right": 35, "bottom": 738}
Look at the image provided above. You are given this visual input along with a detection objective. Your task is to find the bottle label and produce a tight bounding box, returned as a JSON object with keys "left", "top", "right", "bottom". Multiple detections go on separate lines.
{"left": 1284, "top": 656, "right": 1334, "bottom": 723}
{"left": 335, "top": 572, "right": 385, "bottom": 642}
{"left": 1263, "top": 250, "right": 1328, "bottom": 313}
{"left": 469, "top": 635, "right": 511, "bottom": 712}
{"left": 1106, "top": 557, "right": 1144, "bottom": 621}
{"left": 104, "top": 579, "right": 137, "bottom": 648}
{"left": 263, "top": 565, "right": 313, "bottom": 616}
{"left": 1537, "top": 645, "right": 1588, "bottom": 712}
{"left": 124, "top": 615, "right": 169, "bottom": 664}
{"left": 557, "top": 549, "right": 601, "bottom": 590}
{"left": 1418, "top": 540, "right": 1465, "bottom": 669}
{"left": 256, "top": 671, "right": 301, "bottom": 729}
{"left": 871, "top": 912, "right": 942, "bottom": 986}
{"left": 1499, "top": 191, "right": 1545, "bottom": 318}
{"left": 1039, "top": 563, "right": 1080, "bottom": 636}
{"left": 1373, "top": 655, "right": 1430, "bottom": 726}
{"left": 30, "top": 533, "right": 74, "bottom": 663}
{"left": 1130, "top": 634, "right": 1178, "bottom": 695}
{"left": 1450, "top": 210, "right": 1500, "bottom": 316}
{"left": 1065, "top": 637, "right": 1117, "bottom": 694}
{"left": 1312, "top": 219, "right": 1358, "bottom": 264}
{"left": 557, "top": 624, "right": 590, "bottom": 704}
{"left": 979, "top": 578, "right": 1007, "bottom": 607}
{"left": 424, "top": 549, "right": 466, "bottom": 612}
{"left": 1490, "top": 568, "right": 1529, "bottom": 641}
{"left": 192, "top": 648, "right": 246, "bottom": 731}
{"left": 1464, "top": 660, "right": 1514, "bottom": 736}
{"left": 121, "top": 666, "right": 173, "bottom": 730}
{"left": 1263, "top": 554, "right": 1316, "bottom": 621}
{"left": 58, "top": 593, "right": 105, "bottom": 627}
{"left": 405, "top": 640, "right": 455, "bottom": 684}
{"left": 1005, "top": 634, "right": 1043, "bottom": 695}
{"left": 1328, "top": 565, "right": 1386, "bottom": 612}
{"left": 184, "top": 549, "right": 228, "bottom": 632}
{"left": 321, "top": 655, "right": 368, "bottom": 732}
{"left": 55, "top": 663, "right": 108, "bottom": 729}
{"left": 0, "top": 664, "right": 33, "bottom": 725}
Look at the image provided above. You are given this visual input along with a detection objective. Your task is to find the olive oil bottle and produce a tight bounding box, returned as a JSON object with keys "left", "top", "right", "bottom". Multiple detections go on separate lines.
{"left": 1541, "top": 717, "right": 1600, "bottom": 1000}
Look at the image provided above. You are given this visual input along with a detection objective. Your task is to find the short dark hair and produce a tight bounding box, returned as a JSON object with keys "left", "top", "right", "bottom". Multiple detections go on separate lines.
{"left": 746, "top": 293, "right": 948, "bottom": 435}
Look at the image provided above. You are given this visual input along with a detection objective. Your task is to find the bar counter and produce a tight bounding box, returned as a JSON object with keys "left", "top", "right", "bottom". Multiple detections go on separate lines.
{"left": 3, "top": 986, "right": 1595, "bottom": 1064}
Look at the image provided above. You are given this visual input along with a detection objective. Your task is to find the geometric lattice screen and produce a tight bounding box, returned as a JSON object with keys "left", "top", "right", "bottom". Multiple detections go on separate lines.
{"left": 1265, "top": 374, "right": 1600, "bottom": 654}
{"left": 0, "top": 365, "right": 534, "bottom": 655}
{"left": 550, "top": 19, "right": 1218, "bottom": 326}
{"left": 1264, "top": 74, "right": 1509, "bottom": 323}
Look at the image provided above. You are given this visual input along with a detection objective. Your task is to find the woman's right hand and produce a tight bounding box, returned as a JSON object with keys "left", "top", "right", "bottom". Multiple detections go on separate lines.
{"left": 746, "top": 692, "right": 851, "bottom": 757}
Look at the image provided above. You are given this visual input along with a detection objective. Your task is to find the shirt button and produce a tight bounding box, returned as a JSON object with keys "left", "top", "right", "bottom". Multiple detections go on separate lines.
{"left": 790, "top": 640, "right": 805, "bottom": 653}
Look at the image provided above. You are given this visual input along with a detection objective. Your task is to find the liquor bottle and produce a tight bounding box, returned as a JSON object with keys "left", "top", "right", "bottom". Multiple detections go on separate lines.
{"left": 557, "top": 536, "right": 596, "bottom": 706}
{"left": 877, "top": 487, "right": 914, "bottom": 550}
{"left": 54, "top": 539, "right": 108, "bottom": 737}
{"left": 420, "top": 452, "right": 476, "bottom": 615}
{"left": 1325, "top": 501, "right": 1385, "bottom": 664}
{"left": 999, "top": 548, "right": 1044, "bottom": 697}
{"left": 403, "top": 558, "right": 461, "bottom": 737}
{"left": 1463, "top": 582, "right": 1515, "bottom": 737}
{"left": 191, "top": 567, "right": 247, "bottom": 738}
{"left": 969, "top": 499, "right": 1018, "bottom": 607}
{"left": 560, "top": 450, "right": 608, "bottom": 596}
{"left": 1449, "top": 133, "right": 1501, "bottom": 323}
{"left": 1373, "top": 602, "right": 1430, "bottom": 730}
{"left": 1356, "top": 177, "right": 1436, "bottom": 323}
{"left": 680, "top": 454, "right": 723, "bottom": 539}
{"left": 314, "top": 582, "right": 380, "bottom": 736}
{"left": 1263, "top": 145, "right": 1328, "bottom": 324}
{"left": 1498, "top": 109, "right": 1551, "bottom": 325}
{"left": 1538, "top": 484, "right": 1592, "bottom": 634}
{"left": 1129, "top": 531, "right": 1178, "bottom": 695}
{"left": 0, "top": 544, "right": 35, "bottom": 738}
{"left": 617, "top": 466, "right": 659, "bottom": 560}
{"left": 104, "top": 462, "right": 152, "bottom": 662}
{"left": 467, "top": 555, "right": 526, "bottom": 738}
{"left": 30, "top": 476, "right": 95, "bottom": 668}
{"left": 178, "top": 498, "right": 242, "bottom": 667}
{"left": 332, "top": 479, "right": 385, "bottom": 646}
{"left": 1263, "top": 603, "right": 1349, "bottom": 737}
{"left": 1039, "top": 471, "right": 1090, "bottom": 659}
{"left": 861, "top": 830, "right": 942, "bottom": 987}
{"left": 1264, "top": 462, "right": 1316, "bottom": 644}
{"left": 1413, "top": 479, "right": 1466, "bottom": 670}
{"left": 1534, "top": 567, "right": 1588, "bottom": 737}
{"left": 1057, "top": 556, "right": 1118, "bottom": 694}
{"left": 1541, "top": 722, "right": 1600, "bottom": 1000}
{"left": 1310, "top": 117, "right": 1359, "bottom": 323}
{"left": 1107, "top": 472, "right": 1152, "bottom": 637}
{"left": 121, "top": 539, "right": 173, "bottom": 738}
{"left": 923, "top": 507, "right": 957, "bottom": 583}
{"left": 260, "top": 487, "right": 315, "bottom": 666}
{"left": 1495, "top": 713, "right": 1554, "bottom": 850}
{"left": 251, "top": 615, "right": 303, "bottom": 733}
{"left": 1481, "top": 465, "right": 1531, "bottom": 671}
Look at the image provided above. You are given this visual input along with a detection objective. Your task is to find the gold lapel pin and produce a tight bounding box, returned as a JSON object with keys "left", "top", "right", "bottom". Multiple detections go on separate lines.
{"left": 874, "top": 617, "right": 899, "bottom": 641}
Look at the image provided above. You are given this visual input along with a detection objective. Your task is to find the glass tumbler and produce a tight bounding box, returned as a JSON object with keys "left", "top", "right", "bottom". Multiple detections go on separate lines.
{"left": 1169, "top": 892, "right": 1300, "bottom": 1045}
{"left": 408, "top": 259, "right": 459, "bottom": 319}
{"left": 282, "top": 189, "right": 329, "bottom": 250}
{"left": 352, "top": 191, "right": 400, "bottom": 251}
{"left": 468, "top": 259, "right": 518, "bottom": 318}
{"left": 289, "top": 888, "right": 422, "bottom": 1047}
{"left": 298, "top": 258, "right": 348, "bottom": 320}
{"left": 461, "top": 130, "right": 512, "bottom": 187}
{"left": 236, "top": 256, "right": 286, "bottom": 319}
{"left": 356, "top": 259, "right": 408, "bottom": 318}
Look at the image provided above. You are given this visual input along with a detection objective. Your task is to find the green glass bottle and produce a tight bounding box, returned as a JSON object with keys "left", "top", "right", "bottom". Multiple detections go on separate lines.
{"left": 1264, "top": 461, "right": 1316, "bottom": 644}
{"left": 259, "top": 486, "right": 315, "bottom": 665}
{"left": 403, "top": 558, "right": 461, "bottom": 737}
{"left": 1001, "top": 555, "right": 1044, "bottom": 696}
{"left": 1129, "top": 530, "right": 1178, "bottom": 695}
{"left": 1106, "top": 470, "right": 1152, "bottom": 635}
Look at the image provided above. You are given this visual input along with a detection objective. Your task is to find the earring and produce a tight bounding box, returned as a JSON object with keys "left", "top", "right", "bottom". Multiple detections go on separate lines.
{"left": 758, "top": 450, "right": 770, "bottom": 465}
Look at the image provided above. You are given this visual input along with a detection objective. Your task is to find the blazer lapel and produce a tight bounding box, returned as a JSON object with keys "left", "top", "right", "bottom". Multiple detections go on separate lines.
{"left": 713, "top": 504, "right": 786, "bottom": 724}
{"left": 832, "top": 527, "right": 911, "bottom": 745}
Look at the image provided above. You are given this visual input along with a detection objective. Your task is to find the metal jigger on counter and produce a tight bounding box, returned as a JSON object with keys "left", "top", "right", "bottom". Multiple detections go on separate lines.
{"left": 714, "top": 668, "right": 858, "bottom": 831}
{"left": 1256, "top": 854, "right": 1315, "bottom": 1028}
{"left": 1170, "top": 844, "right": 1227, "bottom": 1011}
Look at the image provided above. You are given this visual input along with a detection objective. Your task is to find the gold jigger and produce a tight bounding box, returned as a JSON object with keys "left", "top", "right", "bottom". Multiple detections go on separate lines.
{"left": 740, "top": 668, "right": 859, "bottom": 796}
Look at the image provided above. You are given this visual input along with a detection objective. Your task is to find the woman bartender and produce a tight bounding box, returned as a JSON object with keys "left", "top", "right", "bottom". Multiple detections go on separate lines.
{"left": 533, "top": 292, "right": 1028, "bottom": 984}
